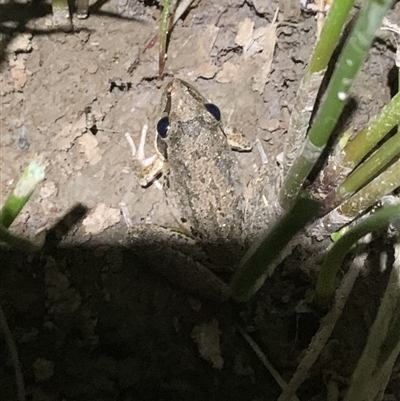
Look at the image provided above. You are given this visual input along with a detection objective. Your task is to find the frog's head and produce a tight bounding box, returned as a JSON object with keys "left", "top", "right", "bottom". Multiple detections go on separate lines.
{"left": 155, "top": 78, "right": 223, "bottom": 159}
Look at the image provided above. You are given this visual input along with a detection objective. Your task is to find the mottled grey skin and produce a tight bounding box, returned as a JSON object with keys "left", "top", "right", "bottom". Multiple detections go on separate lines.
{"left": 160, "top": 79, "right": 246, "bottom": 244}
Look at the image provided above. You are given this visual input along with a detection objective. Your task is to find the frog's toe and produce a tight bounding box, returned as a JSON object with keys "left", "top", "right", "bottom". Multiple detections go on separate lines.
{"left": 226, "top": 132, "right": 252, "bottom": 151}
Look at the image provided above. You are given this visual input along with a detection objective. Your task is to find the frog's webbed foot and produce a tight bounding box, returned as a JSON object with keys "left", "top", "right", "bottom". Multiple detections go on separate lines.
{"left": 140, "top": 158, "right": 164, "bottom": 187}
{"left": 125, "top": 224, "right": 231, "bottom": 302}
{"left": 223, "top": 107, "right": 252, "bottom": 151}
{"left": 226, "top": 131, "right": 252, "bottom": 151}
{"left": 125, "top": 124, "right": 164, "bottom": 188}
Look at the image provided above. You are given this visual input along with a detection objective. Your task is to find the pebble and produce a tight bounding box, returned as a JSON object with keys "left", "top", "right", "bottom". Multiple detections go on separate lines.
{"left": 87, "top": 62, "right": 98, "bottom": 74}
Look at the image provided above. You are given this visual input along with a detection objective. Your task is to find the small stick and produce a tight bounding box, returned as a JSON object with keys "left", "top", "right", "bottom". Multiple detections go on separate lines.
{"left": 238, "top": 326, "right": 300, "bottom": 401}
{"left": 120, "top": 202, "right": 133, "bottom": 228}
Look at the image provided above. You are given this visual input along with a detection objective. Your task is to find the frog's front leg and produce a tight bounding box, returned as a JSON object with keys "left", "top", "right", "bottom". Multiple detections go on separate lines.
{"left": 125, "top": 124, "right": 165, "bottom": 188}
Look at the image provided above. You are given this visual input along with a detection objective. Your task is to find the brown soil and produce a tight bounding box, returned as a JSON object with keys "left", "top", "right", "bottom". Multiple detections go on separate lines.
{"left": 1, "top": 1, "right": 400, "bottom": 400}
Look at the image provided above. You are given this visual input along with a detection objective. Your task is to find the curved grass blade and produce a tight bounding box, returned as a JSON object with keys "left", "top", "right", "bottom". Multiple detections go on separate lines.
{"left": 231, "top": 198, "right": 321, "bottom": 302}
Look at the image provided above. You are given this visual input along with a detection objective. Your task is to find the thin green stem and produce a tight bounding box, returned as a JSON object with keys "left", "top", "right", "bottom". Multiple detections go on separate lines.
{"left": 51, "top": 0, "right": 68, "bottom": 8}
{"left": 333, "top": 90, "right": 400, "bottom": 189}
{"left": 231, "top": 198, "right": 320, "bottom": 302}
{"left": 315, "top": 203, "right": 400, "bottom": 300}
{"left": 0, "top": 161, "right": 45, "bottom": 228}
{"left": 0, "top": 224, "right": 42, "bottom": 253}
{"left": 51, "top": 0, "right": 72, "bottom": 30}
{"left": 159, "top": 0, "right": 172, "bottom": 78}
{"left": 334, "top": 131, "right": 400, "bottom": 205}
{"left": 76, "top": 0, "right": 89, "bottom": 19}
{"left": 283, "top": 0, "right": 355, "bottom": 176}
{"left": 338, "top": 157, "right": 400, "bottom": 219}
{"left": 308, "top": 0, "right": 356, "bottom": 74}
{"left": 308, "top": 154, "right": 400, "bottom": 237}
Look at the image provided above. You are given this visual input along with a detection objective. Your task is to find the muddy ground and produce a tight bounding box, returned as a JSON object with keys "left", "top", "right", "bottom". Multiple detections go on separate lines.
{"left": 1, "top": 0, "right": 400, "bottom": 400}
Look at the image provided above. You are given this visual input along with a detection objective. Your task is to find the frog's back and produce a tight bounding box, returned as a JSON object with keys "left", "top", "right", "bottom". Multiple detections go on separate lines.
{"left": 164, "top": 113, "right": 245, "bottom": 243}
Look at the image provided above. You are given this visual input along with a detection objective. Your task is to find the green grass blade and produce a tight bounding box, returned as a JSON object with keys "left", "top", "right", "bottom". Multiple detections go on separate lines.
{"left": 328, "top": 129, "right": 400, "bottom": 208}
{"left": 315, "top": 203, "right": 400, "bottom": 301}
{"left": 52, "top": 0, "right": 72, "bottom": 30}
{"left": 0, "top": 225, "right": 42, "bottom": 253}
{"left": 338, "top": 157, "right": 400, "bottom": 220}
{"left": 342, "top": 87, "right": 400, "bottom": 168}
{"left": 0, "top": 161, "right": 45, "bottom": 228}
{"left": 308, "top": 0, "right": 356, "bottom": 74}
{"left": 312, "top": 156, "right": 400, "bottom": 237}
{"left": 284, "top": 0, "right": 355, "bottom": 175}
{"left": 159, "top": 0, "right": 172, "bottom": 78}
{"left": 322, "top": 89, "right": 400, "bottom": 203}
{"left": 231, "top": 198, "right": 320, "bottom": 302}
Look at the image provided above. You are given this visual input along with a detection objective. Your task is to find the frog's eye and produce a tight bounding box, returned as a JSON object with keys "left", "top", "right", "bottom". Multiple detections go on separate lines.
{"left": 157, "top": 116, "right": 170, "bottom": 139}
{"left": 205, "top": 103, "right": 221, "bottom": 121}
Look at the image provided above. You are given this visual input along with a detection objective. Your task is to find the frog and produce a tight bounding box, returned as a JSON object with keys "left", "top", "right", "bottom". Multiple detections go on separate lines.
{"left": 125, "top": 78, "right": 269, "bottom": 302}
